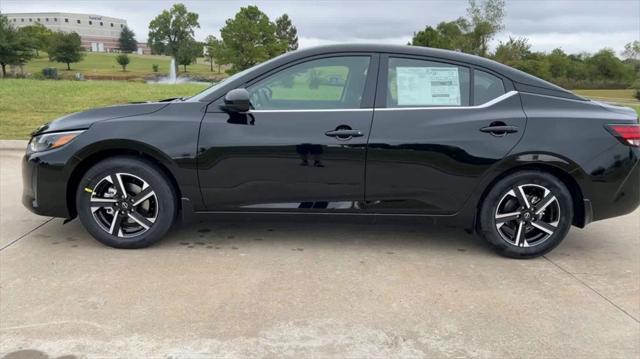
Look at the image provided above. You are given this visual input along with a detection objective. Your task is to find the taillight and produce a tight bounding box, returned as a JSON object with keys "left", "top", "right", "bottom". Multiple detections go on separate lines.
{"left": 606, "top": 124, "right": 640, "bottom": 147}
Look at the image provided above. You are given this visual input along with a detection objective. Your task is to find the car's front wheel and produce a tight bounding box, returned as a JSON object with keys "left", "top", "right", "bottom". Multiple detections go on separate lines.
{"left": 479, "top": 170, "right": 573, "bottom": 258}
{"left": 76, "top": 156, "right": 176, "bottom": 248}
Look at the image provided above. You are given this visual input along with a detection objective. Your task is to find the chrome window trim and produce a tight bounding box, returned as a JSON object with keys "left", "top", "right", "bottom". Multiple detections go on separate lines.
{"left": 376, "top": 90, "right": 518, "bottom": 111}
{"left": 248, "top": 91, "right": 517, "bottom": 113}
{"left": 251, "top": 108, "right": 374, "bottom": 113}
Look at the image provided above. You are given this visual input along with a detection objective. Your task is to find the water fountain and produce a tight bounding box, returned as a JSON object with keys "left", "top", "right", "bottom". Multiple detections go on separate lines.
{"left": 151, "top": 58, "right": 189, "bottom": 84}
{"left": 167, "top": 58, "right": 177, "bottom": 83}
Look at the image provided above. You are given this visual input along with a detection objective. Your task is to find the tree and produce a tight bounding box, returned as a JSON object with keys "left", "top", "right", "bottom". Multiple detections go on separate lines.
{"left": 48, "top": 31, "right": 84, "bottom": 70}
{"left": 621, "top": 41, "right": 640, "bottom": 60}
{"left": 176, "top": 39, "right": 200, "bottom": 72}
{"left": 148, "top": 3, "right": 199, "bottom": 72}
{"left": 275, "top": 14, "right": 298, "bottom": 51}
{"left": 411, "top": 18, "right": 470, "bottom": 51}
{"left": 220, "top": 5, "right": 287, "bottom": 73}
{"left": 118, "top": 25, "right": 137, "bottom": 53}
{"left": 466, "top": 0, "right": 505, "bottom": 56}
{"left": 547, "top": 48, "right": 570, "bottom": 79}
{"left": 17, "top": 23, "right": 52, "bottom": 57}
{"left": 621, "top": 40, "right": 640, "bottom": 76}
{"left": 586, "top": 48, "right": 634, "bottom": 84}
{"left": 204, "top": 35, "right": 225, "bottom": 72}
{"left": 0, "top": 14, "right": 36, "bottom": 76}
{"left": 116, "top": 54, "right": 130, "bottom": 71}
{"left": 493, "top": 36, "right": 531, "bottom": 66}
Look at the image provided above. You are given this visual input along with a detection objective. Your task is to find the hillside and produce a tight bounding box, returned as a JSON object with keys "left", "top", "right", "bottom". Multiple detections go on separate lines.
{"left": 20, "top": 52, "right": 228, "bottom": 81}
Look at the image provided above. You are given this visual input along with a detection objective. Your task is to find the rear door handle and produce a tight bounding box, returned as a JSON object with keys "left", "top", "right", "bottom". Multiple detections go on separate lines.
{"left": 480, "top": 125, "right": 519, "bottom": 135}
{"left": 325, "top": 129, "right": 364, "bottom": 138}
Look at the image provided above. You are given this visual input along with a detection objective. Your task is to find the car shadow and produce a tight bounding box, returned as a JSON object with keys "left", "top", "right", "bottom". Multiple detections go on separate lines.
{"left": 28, "top": 216, "right": 494, "bottom": 257}
{"left": 155, "top": 216, "right": 493, "bottom": 256}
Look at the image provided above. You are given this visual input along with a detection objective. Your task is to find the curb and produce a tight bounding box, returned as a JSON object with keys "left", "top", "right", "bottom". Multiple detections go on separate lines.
{"left": 0, "top": 140, "right": 28, "bottom": 151}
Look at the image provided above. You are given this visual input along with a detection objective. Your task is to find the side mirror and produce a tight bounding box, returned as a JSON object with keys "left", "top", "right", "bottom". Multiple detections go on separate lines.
{"left": 223, "top": 88, "right": 251, "bottom": 113}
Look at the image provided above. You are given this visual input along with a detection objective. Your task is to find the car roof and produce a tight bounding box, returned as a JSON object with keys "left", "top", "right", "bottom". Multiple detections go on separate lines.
{"left": 282, "top": 44, "right": 582, "bottom": 100}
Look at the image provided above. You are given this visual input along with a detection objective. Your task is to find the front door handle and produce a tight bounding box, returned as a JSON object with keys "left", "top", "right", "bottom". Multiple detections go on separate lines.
{"left": 325, "top": 129, "right": 364, "bottom": 138}
{"left": 480, "top": 125, "right": 519, "bottom": 136}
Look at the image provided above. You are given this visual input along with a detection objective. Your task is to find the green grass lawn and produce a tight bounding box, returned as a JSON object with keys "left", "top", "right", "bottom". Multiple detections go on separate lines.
{"left": 574, "top": 89, "right": 640, "bottom": 115}
{"left": 2, "top": 79, "right": 637, "bottom": 141}
{"left": 0, "top": 79, "right": 209, "bottom": 139}
{"left": 22, "top": 52, "right": 227, "bottom": 80}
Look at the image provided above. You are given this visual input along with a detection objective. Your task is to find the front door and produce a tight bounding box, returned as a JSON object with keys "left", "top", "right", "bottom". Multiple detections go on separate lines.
{"left": 365, "top": 55, "right": 527, "bottom": 214}
{"left": 198, "top": 54, "right": 378, "bottom": 211}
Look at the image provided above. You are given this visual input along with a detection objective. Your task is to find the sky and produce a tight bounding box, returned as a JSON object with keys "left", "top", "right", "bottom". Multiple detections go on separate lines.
{"left": 1, "top": 0, "right": 639, "bottom": 55}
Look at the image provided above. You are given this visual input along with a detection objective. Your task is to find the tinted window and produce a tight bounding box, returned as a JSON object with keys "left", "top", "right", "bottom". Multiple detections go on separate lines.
{"left": 248, "top": 56, "right": 370, "bottom": 110}
{"left": 387, "top": 57, "right": 470, "bottom": 107}
{"left": 474, "top": 70, "right": 505, "bottom": 105}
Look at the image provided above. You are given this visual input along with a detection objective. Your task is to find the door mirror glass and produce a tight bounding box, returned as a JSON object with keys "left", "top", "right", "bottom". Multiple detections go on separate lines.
{"left": 223, "top": 88, "right": 251, "bottom": 113}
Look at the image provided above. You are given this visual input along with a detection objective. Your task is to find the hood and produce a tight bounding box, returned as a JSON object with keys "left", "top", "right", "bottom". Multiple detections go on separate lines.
{"left": 33, "top": 102, "right": 170, "bottom": 135}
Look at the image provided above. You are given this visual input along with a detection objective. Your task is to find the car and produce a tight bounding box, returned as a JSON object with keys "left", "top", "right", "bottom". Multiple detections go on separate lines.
{"left": 22, "top": 44, "right": 640, "bottom": 258}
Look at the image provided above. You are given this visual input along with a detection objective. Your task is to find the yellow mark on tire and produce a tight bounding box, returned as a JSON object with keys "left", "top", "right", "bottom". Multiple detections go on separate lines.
{"left": 84, "top": 187, "right": 93, "bottom": 193}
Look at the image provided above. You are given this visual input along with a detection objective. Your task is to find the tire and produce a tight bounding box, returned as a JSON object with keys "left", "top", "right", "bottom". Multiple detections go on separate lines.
{"left": 76, "top": 156, "right": 176, "bottom": 249}
{"left": 478, "top": 170, "right": 573, "bottom": 259}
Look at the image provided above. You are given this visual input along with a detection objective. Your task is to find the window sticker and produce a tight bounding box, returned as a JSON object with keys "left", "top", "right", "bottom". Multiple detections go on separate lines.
{"left": 396, "top": 67, "right": 461, "bottom": 106}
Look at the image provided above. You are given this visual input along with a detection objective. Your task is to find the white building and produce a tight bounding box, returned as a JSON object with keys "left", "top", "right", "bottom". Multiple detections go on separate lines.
{"left": 5, "top": 12, "right": 149, "bottom": 54}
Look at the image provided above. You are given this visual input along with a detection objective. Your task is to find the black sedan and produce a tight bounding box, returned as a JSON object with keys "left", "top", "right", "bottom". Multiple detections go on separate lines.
{"left": 22, "top": 44, "right": 640, "bottom": 258}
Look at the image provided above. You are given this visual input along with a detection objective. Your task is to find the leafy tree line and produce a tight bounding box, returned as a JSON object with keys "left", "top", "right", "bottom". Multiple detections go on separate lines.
{"left": 493, "top": 38, "right": 638, "bottom": 89}
{"left": 0, "top": 12, "right": 141, "bottom": 76}
{"left": 147, "top": 4, "right": 298, "bottom": 74}
{"left": 0, "top": 14, "right": 86, "bottom": 75}
{"left": 409, "top": 0, "right": 638, "bottom": 90}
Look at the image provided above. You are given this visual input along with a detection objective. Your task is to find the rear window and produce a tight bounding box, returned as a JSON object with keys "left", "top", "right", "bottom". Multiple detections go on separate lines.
{"left": 473, "top": 70, "right": 505, "bottom": 105}
{"left": 387, "top": 57, "right": 470, "bottom": 107}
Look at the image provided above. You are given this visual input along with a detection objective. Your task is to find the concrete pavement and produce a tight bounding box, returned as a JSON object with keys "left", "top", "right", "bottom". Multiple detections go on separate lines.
{"left": 0, "top": 148, "right": 638, "bottom": 358}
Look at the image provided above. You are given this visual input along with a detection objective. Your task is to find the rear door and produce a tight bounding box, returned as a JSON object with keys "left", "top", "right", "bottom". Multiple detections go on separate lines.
{"left": 198, "top": 54, "right": 379, "bottom": 211}
{"left": 365, "top": 55, "right": 527, "bottom": 214}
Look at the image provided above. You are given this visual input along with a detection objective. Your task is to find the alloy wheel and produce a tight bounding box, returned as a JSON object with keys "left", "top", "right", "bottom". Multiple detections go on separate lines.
{"left": 494, "top": 184, "right": 561, "bottom": 248}
{"left": 89, "top": 173, "right": 158, "bottom": 238}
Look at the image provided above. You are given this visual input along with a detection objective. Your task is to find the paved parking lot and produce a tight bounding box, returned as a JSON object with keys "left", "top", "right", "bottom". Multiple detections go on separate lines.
{"left": 1, "top": 148, "right": 639, "bottom": 358}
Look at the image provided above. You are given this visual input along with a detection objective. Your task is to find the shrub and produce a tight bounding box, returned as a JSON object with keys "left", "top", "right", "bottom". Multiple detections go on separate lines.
{"left": 116, "top": 54, "right": 130, "bottom": 71}
{"left": 42, "top": 67, "right": 58, "bottom": 79}
{"left": 152, "top": 64, "right": 159, "bottom": 72}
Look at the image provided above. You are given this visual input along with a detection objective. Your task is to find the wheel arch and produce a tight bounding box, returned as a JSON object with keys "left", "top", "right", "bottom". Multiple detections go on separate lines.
{"left": 475, "top": 161, "right": 587, "bottom": 230}
{"left": 66, "top": 140, "right": 182, "bottom": 218}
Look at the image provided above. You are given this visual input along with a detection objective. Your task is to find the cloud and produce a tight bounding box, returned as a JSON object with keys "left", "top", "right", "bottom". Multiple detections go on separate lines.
{"left": 1, "top": 0, "right": 638, "bottom": 53}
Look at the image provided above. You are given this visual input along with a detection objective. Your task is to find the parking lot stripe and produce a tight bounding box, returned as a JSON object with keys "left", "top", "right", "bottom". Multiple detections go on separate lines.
{"left": 0, "top": 218, "right": 54, "bottom": 252}
{"left": 543, "top": 255, "right": 640, "bottom": 324}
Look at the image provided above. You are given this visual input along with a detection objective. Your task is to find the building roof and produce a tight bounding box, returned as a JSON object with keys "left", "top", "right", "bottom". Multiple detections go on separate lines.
{"left": 5, "top": 12, "right": 126, "bottom": 22}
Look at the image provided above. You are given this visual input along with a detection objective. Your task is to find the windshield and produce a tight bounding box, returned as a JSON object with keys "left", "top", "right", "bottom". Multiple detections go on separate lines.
{"left": 187, "top": 55, "right": 285, "bottom": 102}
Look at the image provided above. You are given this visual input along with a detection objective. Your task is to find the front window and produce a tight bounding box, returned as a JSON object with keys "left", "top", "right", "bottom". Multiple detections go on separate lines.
{"left": 387, "top": 57, "right": 470, "bottom": 107}
{"left": 248, "top": 56, "right": 370, "bottom": 110}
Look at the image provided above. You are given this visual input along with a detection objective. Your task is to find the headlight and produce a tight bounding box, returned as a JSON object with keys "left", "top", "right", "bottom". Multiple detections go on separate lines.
{"left": 27, "top": 130, "right": 84, "bottom": 154}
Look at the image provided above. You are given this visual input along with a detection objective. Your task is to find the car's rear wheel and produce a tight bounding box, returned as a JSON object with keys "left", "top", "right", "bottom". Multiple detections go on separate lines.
{"left": 478, "top": 170, "right": 573, "bottom": 258}
{"left": 76, "top": 156, "right": 176, "bottom": 248}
